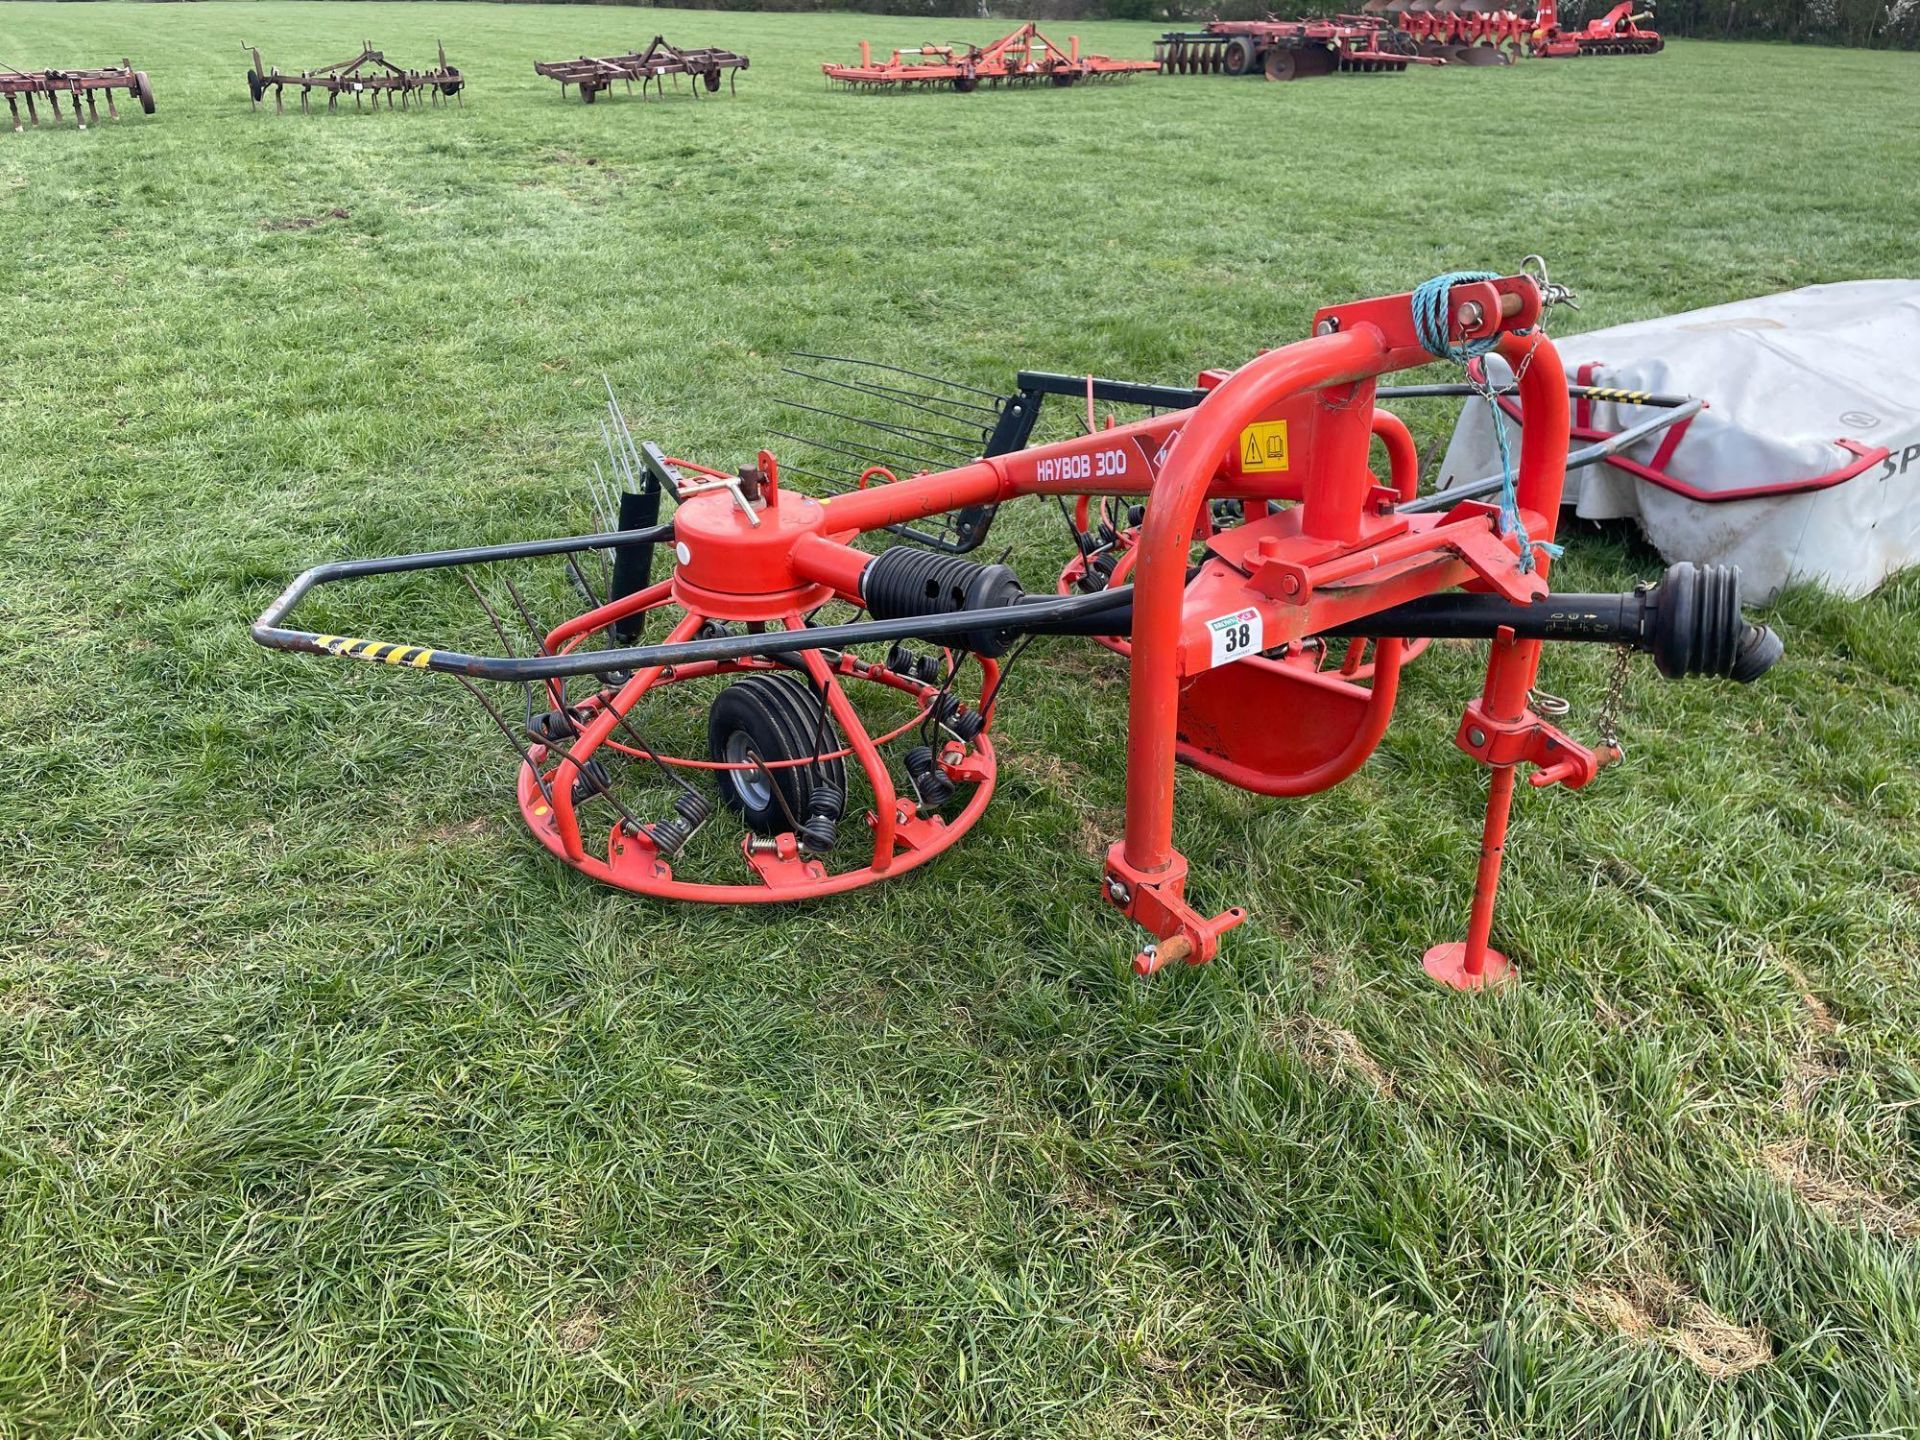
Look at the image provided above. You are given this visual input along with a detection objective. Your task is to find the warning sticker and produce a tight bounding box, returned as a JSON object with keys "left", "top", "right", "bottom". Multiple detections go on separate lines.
{"left": 1205, "top": 607, "right": 1263, "bottom": 669}
{"left": 1238, "top": 420, "right": 1290, "bottom": 473}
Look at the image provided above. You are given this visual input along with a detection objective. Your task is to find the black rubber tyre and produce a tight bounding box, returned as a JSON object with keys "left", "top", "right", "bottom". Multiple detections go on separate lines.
{"left": 247, "top": 70, "right": 265, "bottom": 104}
{"left": 703, "top": 69, "right": 722, "bottom": 93}
{"left": 952, "top": 74, "right": 977, "bottom": 93}
{"left": 1223, "top": 37, "right": 1259, "bottom": 76}
{"left": 135, "top": 71, "right": 155, "bottom": 113}
{"left": 581, "top": 83, "right": 597, "bottom": 104}
{"left": 707, "top": 673, "right": 846, "bottom": 837}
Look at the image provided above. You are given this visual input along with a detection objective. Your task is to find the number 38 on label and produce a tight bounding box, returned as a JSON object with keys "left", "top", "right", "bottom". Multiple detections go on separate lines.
{"left": 1205, "top": 607, "right": 1264, "bottom": 669}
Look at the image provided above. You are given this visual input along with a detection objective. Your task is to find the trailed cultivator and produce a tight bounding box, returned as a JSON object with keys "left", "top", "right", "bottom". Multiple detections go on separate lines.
{"left": 534, "top": 37, "right": 749, "bottom": 103}
{"left": 1156, "top": 19, "right": 1431, "bottom": 81}
{"left": 823, "top": 23, "right": 1157, "bottom": 93}
{"left": 3, "top": 60, "right": 153, "bottom": 132}
{"left": 255, "top": 270, "right": 1779, "bottom": 985}
{"left": 244, "top": 41, "right": 465, "bottom": 115}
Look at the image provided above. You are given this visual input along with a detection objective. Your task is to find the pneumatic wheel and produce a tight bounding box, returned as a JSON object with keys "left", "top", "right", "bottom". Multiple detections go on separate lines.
{"left": 135, "top": 71, "right": 155, "bottom": 113}
{"left": 1223, "top": 37, "right": 1259, "bottom": 76}
{"left": 706, "top": 673, "right": 846, "bottom": 837}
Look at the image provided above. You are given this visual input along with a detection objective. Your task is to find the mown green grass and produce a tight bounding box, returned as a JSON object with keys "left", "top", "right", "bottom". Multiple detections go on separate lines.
{"left": 3, "top": 4, "right": 1919, "bottom": 1435}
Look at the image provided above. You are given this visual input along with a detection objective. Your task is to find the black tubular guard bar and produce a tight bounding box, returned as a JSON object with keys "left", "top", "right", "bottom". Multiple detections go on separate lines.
{"left": 251, "top": 392, "right": 1706, "bottom": 683}
{"left": 250, "top": 520, "right": 1138, "bottom": 682}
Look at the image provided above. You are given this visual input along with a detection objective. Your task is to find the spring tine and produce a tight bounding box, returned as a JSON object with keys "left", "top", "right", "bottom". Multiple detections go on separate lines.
{"left": 774, "top": 383, "right": 982, "bottom": 448}
{"left": 778, "top": 365, "right": 1001, "bottom": 424}
{"left": 780, "top": 360, "right": 1002, "bottom": 417}
{"left": 587, "top": 456, "right": 618, "bottom": 532}
{"left": 459, "top": 568, "right": 520, "bottom": 657}
{"left": 564, "top": 553, "right": 605, "bottom": 611}
{"left": 499, "top": 575, "right": 551, "bottom": 653}
{"left": 776, "top": 398, "right": 978, "bottom": 460}
{"left": 791, "top": 351, "right": 1005, "bottom": 399}
{"left": 766, "top": 427, "right": 949, "bottom": 478}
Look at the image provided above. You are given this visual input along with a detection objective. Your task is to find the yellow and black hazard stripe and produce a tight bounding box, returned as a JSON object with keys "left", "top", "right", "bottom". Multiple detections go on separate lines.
{"left": 1579, "top": 386, "right": 1653, "bottom": 405}
{"left": 312, "top": 635, "right": 437, "bottom": 668}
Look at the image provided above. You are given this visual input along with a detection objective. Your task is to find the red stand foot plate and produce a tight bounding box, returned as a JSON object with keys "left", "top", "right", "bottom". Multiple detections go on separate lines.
{"left": 1421, "top": 942, "right": 1514, "bottom": 991}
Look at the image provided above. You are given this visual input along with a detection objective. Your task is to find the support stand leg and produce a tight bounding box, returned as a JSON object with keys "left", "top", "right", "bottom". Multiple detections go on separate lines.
{"left": 1423, "top": 764, "right": 1517, "bottom": 990}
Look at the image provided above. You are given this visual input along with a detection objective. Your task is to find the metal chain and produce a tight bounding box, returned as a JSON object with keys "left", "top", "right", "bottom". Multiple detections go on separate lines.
{"left": 1595, "top": 643, "right": 1634, "bottom": 755}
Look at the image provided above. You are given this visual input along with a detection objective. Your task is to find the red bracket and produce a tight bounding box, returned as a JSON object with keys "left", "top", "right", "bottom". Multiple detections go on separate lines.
{"left": 1102, "top": 845, "right": 1248, "bottom": 976}
{"left": 1453, "top": 700, "right": 1618, "bottom": 789}
{"left": 742, "top": 832, "right": 828, "bottom": 888}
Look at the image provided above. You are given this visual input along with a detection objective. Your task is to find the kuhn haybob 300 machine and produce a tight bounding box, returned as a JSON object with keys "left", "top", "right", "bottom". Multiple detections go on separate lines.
{"left": 255, "top": 268, "right": 1775, "bottom": 985}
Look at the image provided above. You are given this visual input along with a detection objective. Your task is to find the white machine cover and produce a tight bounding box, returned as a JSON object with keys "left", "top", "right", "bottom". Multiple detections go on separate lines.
{"left": 1437, "top": 281, "right": 1920, "bottom": 601}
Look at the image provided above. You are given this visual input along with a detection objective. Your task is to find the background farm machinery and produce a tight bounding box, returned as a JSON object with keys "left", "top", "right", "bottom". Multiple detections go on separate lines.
{"left": 3, "top": 60, "right": 152, "bottom": 132}
{"left": 254, "top": 271, "right": 1776, "bottom": 985}
{"left": 1155, "top": 19, "right": 1431, "bottom": 80}
{"left": 244, "top": 40, "right": 464, "bottom": 114}
{"left": 1361, "top": 0, "right": 1664, "bottom": 62}
{"left": 534, "top": 37, "right": 749, "bottom": 103}
{"left": 823, "top": 23, "right": 1158, "bottom": 92}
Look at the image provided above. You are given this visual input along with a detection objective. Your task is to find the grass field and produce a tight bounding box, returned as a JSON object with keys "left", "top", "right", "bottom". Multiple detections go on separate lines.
{"left": 4, "top": 3, "right": 1920, "bottom": 1435}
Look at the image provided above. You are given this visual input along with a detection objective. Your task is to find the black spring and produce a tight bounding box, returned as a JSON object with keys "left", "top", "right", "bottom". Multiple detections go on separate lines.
{"left": 646, "top": 788, "right": 713, "bottom": 856}
{"left": 902, "top": 745, "right": 954, "bottom": 809}
{"left": 796, "top": 788, "right": 844, "bottom": 854}
{"left": 571, "top": 759, "right": 614, "bottom": 805}
{"left": 927, "top": 692, "right": 985, "bottom": 742}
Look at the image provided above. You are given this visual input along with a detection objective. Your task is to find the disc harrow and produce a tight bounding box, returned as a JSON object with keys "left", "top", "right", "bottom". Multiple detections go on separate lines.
{"left": 534, "top": 37, "right": 749, "bottom": 103}
{"left": 1155, "top": 18, "right": 1434, "bottom": 80}
{"left": 824, "top": 22, "right": 1158, "bottom": 93}
{"left": 244, "top": 40, "right": 465, "bottom": 115}
{"left": 3, "top": 59, "right": 153, "bottom": 132}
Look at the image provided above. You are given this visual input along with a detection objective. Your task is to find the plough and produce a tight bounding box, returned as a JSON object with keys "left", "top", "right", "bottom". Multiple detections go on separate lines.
{"left": 1155, "top": 18, "right": 1434, "bottom": 81}
{"left": 254, "top": 268, "right": 1779, "bottom": 986}
{"left": 1360, "top": 0, "right": 1663, "bottom": 63}
{"left": 534, "top": 37, "right": 749, "bottom": 103}
{"left": 3, "top": 60, "right": 153, "bottom": 133}
{"left": 823, "top": 23, "right": 1158, "bottom": 93}
{"left": 244, "top": 40, "right": 465, "bottom": 115}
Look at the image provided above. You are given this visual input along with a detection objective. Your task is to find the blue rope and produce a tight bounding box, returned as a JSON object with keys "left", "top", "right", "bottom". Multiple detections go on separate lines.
{"left": 1410, "top": 270, "right": 1561, "bottom": 571}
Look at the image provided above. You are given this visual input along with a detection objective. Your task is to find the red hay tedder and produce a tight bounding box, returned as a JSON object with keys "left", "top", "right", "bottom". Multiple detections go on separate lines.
{"left": 3, "top": 59, "right": 153, "bottom": 132}
{"left": 1155, "top": 18, "right": 1435, "bottom": 80}
{"left": 823, "top": 22, "right": 1158, "bottom": 92}
{"left": 254, "top": 269, "right": 1777, "bottom": 987}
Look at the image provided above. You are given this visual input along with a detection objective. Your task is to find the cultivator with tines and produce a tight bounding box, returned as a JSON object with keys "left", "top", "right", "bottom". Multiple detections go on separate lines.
{"left": 534, "top": 37, "right": 749, "bottom": 103}
{"left": 244, "top": 40, "right": 465, "bottom": 114}
{"left": 823, "top": 23, "right": 1158, "bottom": 93}
{"left": 3, "top": 60, "right": 153, "bottom": 132}
{"left": 256, "top": 270, "right": 1781, "bottom": 986}
{"left": 1532, "top": 0, "right": 1665, "bottom": 55}
{"left": 1156, "top": 18, "right": 1432, "bottom": 80}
